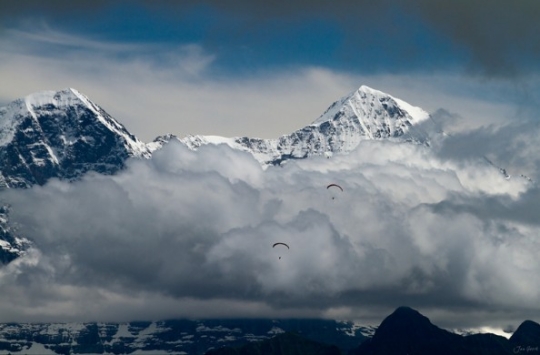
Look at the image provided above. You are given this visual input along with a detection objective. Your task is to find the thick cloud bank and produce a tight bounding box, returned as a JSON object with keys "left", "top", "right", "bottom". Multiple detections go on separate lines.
{"left": 1, "top": 139, "right": 539, "bottom": 331}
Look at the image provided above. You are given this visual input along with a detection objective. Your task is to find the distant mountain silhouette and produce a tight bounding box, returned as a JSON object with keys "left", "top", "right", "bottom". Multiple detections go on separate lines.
{"left": 462, "top": 333, "right": 513, "bottom": 355}
{"left": 350, "top": 306, "right": 470, "bottom": 355}
{"left": 204, "top": 332, "right": 341, "bottom": 355}
{"left": 202, "top": 307, "right": 540, "bottom": 355}
{"left": 350, "top": 306, "right": 540, "bottom": 355}
{"left": 509, "top": 320, "right": 540, "bottom": 353}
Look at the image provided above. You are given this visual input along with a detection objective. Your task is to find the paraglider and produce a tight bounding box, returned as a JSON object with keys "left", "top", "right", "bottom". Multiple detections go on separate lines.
{"left": 326, "top": 183, "right": 343, "bottom": 199}
{"left": 272, "top": 242, "right": 289, "bottom": 249}
{"left": 273, "top": 242, "right": 289, "bottom": 260}
{"left": 326, "top": 183, "right": 343, "bottom": 192}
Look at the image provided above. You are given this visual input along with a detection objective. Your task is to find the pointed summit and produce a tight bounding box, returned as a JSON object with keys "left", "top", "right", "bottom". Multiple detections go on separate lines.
{"left": 23, "top": 87, "right": 87, "bottom": 110}
{"left": 312, "top": 85, "right": 430, "bottom": 141}
{"left": 352, "top": 306, "right": 471, "bottom": 355}
{"left": 352, "top": 306, "right": 520, "bottom": 355}
{"left": 372, "top": 306, "right": 448, "bottom": 342}
{"left": 510, "top": 320, "right": 540, "bottom": 348}
{"left": 0, "top": 88, "right": 150, "bottom": 188}
{"left": 162, "top": 84, "right": 433, "bottom": 166}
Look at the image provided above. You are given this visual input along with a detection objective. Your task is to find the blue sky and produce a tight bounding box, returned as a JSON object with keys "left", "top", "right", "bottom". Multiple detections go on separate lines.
{"left": 1, "top": 1, "right": 539, "bottom": 141}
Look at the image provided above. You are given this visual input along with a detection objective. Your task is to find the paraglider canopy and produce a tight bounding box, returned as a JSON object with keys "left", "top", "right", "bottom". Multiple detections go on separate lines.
{"left": 272, "top": 242, "right": 289, "bottom": 249}
{"left": 273, "top": 242, "right": 289, "bottom": 260}
{"left": 326, "top": 183, "right": 343, "bottom": 192}
{"left": 326, "top": 183, "right": 343, "bottom": 200}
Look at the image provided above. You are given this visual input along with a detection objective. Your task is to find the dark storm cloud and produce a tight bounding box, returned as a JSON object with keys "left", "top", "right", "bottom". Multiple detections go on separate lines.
{"left": 413, "top": 0, "right": 540, "bottom": 77}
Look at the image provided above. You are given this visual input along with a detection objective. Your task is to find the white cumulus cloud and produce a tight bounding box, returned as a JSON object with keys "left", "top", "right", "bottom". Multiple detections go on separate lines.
{"left": 1, "top": 139, "right": 538, "bottom": 332}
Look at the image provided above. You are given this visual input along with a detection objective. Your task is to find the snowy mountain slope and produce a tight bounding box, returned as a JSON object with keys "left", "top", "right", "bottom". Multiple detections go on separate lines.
{"left": 149, "top": 85, "right": 432, "bottom": 166}
{"left": 0, "top": 85, "right": 436, "bottom": 264}
{"left": 0, "top": 85, "right": 516, "bottom": 265}
{"left": 0, "top": 205, "right": 31, "bottom": 264}
{"left": 0, "top": 319, "right": 371, "bottom": 355}
{"left": 0, "top": 88, "right": 150, "bottom": 188}
{"left": 0, "top": 88, "right": 151, "bottom": 263}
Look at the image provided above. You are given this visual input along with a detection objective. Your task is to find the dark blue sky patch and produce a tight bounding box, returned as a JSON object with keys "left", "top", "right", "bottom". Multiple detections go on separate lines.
{"left": 0, "top": 1, "right": 476, "bottom": 76}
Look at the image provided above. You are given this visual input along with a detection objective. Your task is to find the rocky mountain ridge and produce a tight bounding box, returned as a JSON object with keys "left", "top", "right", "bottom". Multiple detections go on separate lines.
{"left": 206, "top": 307, "right": 540, "bottom": 355}
{"left": 0, "top": 85, "right": 432, "bottom": 264}
{"left": 0, "top": 87, "right": 149, "bottom": 189}
{"left": 150, "top": 85, "right": 432, "bottom": 166}
{"left": 0, "top": 85, "right": 432, "bottom": 187}
{"left": 0, "top": 88, "right": 151, "bottom": 262}
{"left": 1, "top": 307, "right": 537, "bottom": 355}
{"left": 0, "top": 318, "right": 371, "bottom": 355}
{"left": 350, "top": 306, "right": 539, "bottom": 355}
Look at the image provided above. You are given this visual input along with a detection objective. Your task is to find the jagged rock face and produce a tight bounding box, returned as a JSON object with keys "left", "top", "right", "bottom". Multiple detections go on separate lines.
{"left": 0, "top": 85, "right": 430, "bottom": 263}
{"left": 310, "top": 85, "right": 430, "bottom": 144}
{"left": 0, "top": 88, "right": 150, "bottom": 188}
{"left": 0, "top": 205, "right": 31, "bottom": 264}
{"left": 0, "top": 88, "right": 151, "bottom": 263}
{"left": 0, "top": 203, "right": 29, "bottom": 264}
{"left": 151, "top": 85, "right": 431, "bottom": 166}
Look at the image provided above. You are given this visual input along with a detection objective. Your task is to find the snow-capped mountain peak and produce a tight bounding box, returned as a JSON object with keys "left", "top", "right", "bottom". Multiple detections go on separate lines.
{"left": 28, "top": 88, "right": 149, "bottom": 156}
{"left": 0, "top": 88, "right": 154, "bottom": 262}
{"left": 0, "top": 85, "right": 431, "bottom": 263}
{"left": 25, "top": 87, "right": 85, "bottom": 111}
{"left": 312, "top": 84, "right": 430, "bottom": 135}
{"left": 153, "top": 85, "right": 432, "bottom": 166}
{"left": 0, "top": 88, "right": 150, "bottom": 188}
